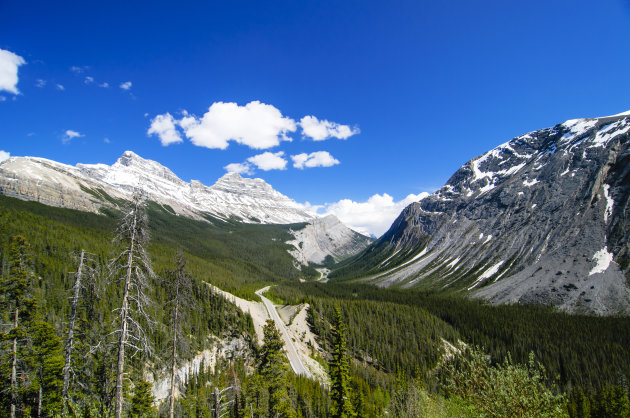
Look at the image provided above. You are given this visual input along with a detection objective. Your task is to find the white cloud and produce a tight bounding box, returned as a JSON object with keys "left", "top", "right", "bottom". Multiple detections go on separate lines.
{"left": 299, "top": 115, "right": 359, "bottom": 141}
{"left": 291, "top": 151, "right": 340, "bottom": 169}
{"left": 120, "top": 81, "right": 132, "bottom": 90}
{"left": 84, "top": 76, "right": 94, "bottom": 84}
{"left": 99, "top": 82, "right": 109, "bottom": 88}
{"left": 70, "top": 66, "right": 87, "bottom": 74}
{"left": 62, "top": 129, "right": 84, "bottom": 144}
{"left": 35, "top": 79, "right": 46, "bottom": 88}
{"left": 179, "top": 101, "right": 296, "bottom": 150}
{"left": 0, "top": 49, "right": 26, "bottom": 95}
{"left": 224, "top": 162, "right": 253, "bottom": 175}
{"left": 56, "top": 83, "right": 65, "bottom": 91}
{"left": 0, "top": 96, "right": 6, "bottom": 102}
{"left": 247, "top": 151, "right": 287, "bottom": 171}
{"left": 104, "top": 137, "right": 111, "bottom": 144}
{"left": 147, "top": 113, "right": 183, "bottom": 146}
{"left": 0, "top": 150, "right": 10, "bottom": 162}
{"left": 317, "top": 192, "right": 429, "bottom": 237}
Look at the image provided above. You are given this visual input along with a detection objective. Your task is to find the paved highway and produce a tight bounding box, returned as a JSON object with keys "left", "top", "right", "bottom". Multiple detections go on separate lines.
{"left": 256, "top": 287, "right": 312, "bottom": 378}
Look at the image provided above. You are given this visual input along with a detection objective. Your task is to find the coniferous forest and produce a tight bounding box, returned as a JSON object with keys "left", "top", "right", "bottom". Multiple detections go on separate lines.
{"left": 1, "top": 193, "right": 629, "bottom": 417}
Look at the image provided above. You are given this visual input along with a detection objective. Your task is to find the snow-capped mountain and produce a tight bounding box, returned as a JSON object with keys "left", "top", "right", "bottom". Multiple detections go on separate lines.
{"left": 337, "top": 110, "right": 630, "bottom": 315}
{"left": 0, "top": 151, "right": 372, "bottom": 263}
{"left": 0, "top": 150, "right": 315, "bottom": 224}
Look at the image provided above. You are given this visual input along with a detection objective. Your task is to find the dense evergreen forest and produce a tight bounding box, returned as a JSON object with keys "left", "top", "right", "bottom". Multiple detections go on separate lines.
{"left": 1, "top": 194, "right": 629, "bottom": 417}
{"left": 268, "top": 281, "right": 630, "bottom": 415}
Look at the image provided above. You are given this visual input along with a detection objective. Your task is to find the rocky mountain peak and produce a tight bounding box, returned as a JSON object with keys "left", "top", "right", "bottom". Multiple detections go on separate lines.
{"left": 338, "top": 111, "right": 630, "bottom": 315}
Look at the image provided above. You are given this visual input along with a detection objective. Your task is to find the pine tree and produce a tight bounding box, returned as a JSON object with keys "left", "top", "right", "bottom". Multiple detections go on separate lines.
{"left": 259, "top": 319, "right": 295, "bottom": 417}
{"left": 29, "top": 320, "right": 64, "bottom": 417}
{"left": 129, "top": 379, "right": 156, "bottom": 417}
{"left": 109, "top": 194, "right": 155, "bottom": 418}
{"left": 1, "top": 235, "right": 37, "bottom": 418}
{"left": 328, "top": 306, "right": 355, "bottom": 418}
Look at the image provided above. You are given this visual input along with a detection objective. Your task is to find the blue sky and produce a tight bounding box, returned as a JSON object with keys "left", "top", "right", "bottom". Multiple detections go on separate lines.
{"left": 1, "top": 0, "right": 629, "bottom": 235}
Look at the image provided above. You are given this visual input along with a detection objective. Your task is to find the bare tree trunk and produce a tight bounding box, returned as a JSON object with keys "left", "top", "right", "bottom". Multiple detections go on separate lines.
{"left": 169, "top": 299, "right": 179, "bottom": 418}
{"left": 115, "top": 214, "right": 136, "bottom": 418}
{"left": 63, "top": 249, "right": 85, "bottom": 404}
{"left": 214, "top": 386, "right": 220, "bottom": 418}
{"left": 10, "top": 308, "right": 18, "bottom": 418}
{"left": 37, "top": 368, "right": 43, "bottom": 418}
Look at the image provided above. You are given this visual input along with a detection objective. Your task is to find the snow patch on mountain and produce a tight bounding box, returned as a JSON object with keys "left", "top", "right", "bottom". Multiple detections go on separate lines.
{"left": 589, "top": 248, "right": 614, "bottom": 276}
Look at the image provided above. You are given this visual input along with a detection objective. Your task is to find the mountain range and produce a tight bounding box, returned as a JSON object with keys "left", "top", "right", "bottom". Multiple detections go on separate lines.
{"left": 2, "top": 110, "right": 629, "bottom": 314}
{"left": 335, "top": 110, "right": 630, "bottom": 314}
{"left": 0, "top": 150, "right": 372, "bottom": 265}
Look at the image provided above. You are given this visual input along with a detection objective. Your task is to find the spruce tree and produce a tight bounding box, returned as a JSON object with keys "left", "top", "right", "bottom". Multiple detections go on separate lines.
{"left": 1, "top": 235, "right": 36, "bottom": 418}
{"left": 328, "top": 306, "right": 354, "bottom": 418}
{"left": 129, "top": 379, "right": 156, "bottom": 417}
{"left": 259, "top": 319, "right": 295, "bottom": 417}
{"left": 29, "top": 320, "right": 64, "bottom": 416}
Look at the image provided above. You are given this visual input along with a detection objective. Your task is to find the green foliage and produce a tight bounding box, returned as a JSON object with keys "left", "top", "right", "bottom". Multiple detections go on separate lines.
{"left": 0, "top": 196, "right": 258, "bottom": 414}
{"left": 328, "top": 306, "right": 355, "bottom": 418}
{"left": 272, "top": 281, "right": 630, "bottom": 392}
{"left": 591, "top": 384, "right": 630, "bottom": 417}
{"left": 273, "top": 283, "right": 459, "bottom": 377}
{"left": 258, "top": 319, "right": 294, "bottom": 417}
{"left": 440, "top": 347, "right": 567, "bottom": 417}
{"left": 130, "top": 379, "right": 157, "bottom": 417}
{"left": 28, "top": 320, "right": 65, "bottom": 415}
{"left": 569, "top": 383, "right": 630, "bottom": 418}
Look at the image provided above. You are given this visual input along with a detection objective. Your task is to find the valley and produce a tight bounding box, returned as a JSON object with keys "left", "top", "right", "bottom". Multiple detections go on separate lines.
{"left": 1, "top": 110, "right": 629, "bottom": 416}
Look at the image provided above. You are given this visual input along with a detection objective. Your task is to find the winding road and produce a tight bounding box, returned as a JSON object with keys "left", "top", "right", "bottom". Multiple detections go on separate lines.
{"left": 255, "top": 287, "right": 312, "bottom": 378}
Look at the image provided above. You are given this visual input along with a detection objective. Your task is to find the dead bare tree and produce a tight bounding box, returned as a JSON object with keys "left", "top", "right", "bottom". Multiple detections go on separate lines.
{"left": 109, "top": 193, "right": 155, "bottom": 418}
{"left": 62, "top": 249, "right": 98, "bottom": 411}
{"left": 165, "top": 252, "right": 193, "bottom": 418}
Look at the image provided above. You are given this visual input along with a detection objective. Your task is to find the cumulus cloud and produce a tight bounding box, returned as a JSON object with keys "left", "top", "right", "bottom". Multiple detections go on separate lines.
{"left": 0, "top": 150, "right": 10, "bottom": 163}
{"left": 0, "top": 49, "right": 26, "bottom": 94}
{"left": 318, "top": 192, "right": 429, "bottom": 237}
{"left": 247, "top": 151, "right": 287, "bottom": 171}
{"left": 99, "top": 82, "right": 109, "bottom": 88}
{"left": 56, "top": 83, "right": 65, "bottom": 91}
{"left": 224, "top": 162, "right": 253, "bottom": 175}
{"left": 84, "top": 76, "right": 94, "bottom": 84}
{"left": 179, "top": 101, "right": 296, "bottom": 150}
{"left": 299, "top": 115, "right": 359, "bottom": 141}
{"left": 119, "top": 81, "right": 132, "bottom": 90}
{"left": 35, "top": 79, "right": 46, "bottom": 88}
{"left": 291, "top": 151, "right": 340, "bottom": 169}
{"left": 62, "top": 129, "right": 83, "bottom": 144}
{"left": 147, "top": 113, "right": 183, "bottom": 146}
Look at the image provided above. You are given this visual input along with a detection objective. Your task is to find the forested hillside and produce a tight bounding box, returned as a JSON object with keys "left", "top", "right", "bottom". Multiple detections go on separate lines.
{"left": 1, "top": 193, "right": 629, "bottom": 417}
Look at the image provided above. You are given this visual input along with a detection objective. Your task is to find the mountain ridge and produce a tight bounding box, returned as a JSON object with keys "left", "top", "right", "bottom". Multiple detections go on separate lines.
{"left": 333, "top": 111, "right": 630, "bottom": 314}
{"left": 0, "top": 150, "right": 372, "bottom": 265}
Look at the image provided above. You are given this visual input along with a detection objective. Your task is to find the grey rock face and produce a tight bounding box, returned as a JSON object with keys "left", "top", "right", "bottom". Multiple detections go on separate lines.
{"left": 348, "top": 112, "right": 630, "bottom": 315}
{"left": 288, "top": 215, "right": 373, "bottom": 265}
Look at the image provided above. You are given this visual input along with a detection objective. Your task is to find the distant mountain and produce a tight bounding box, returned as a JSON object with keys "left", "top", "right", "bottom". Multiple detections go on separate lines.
{"left": 0, "top": 150, "right": 370, "bottom": 264}
{"left": 288, "top": 215, "right": 373, "bottom": 266}
{"left": 334, "top": 111, "right": 630, "bottom": 315}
